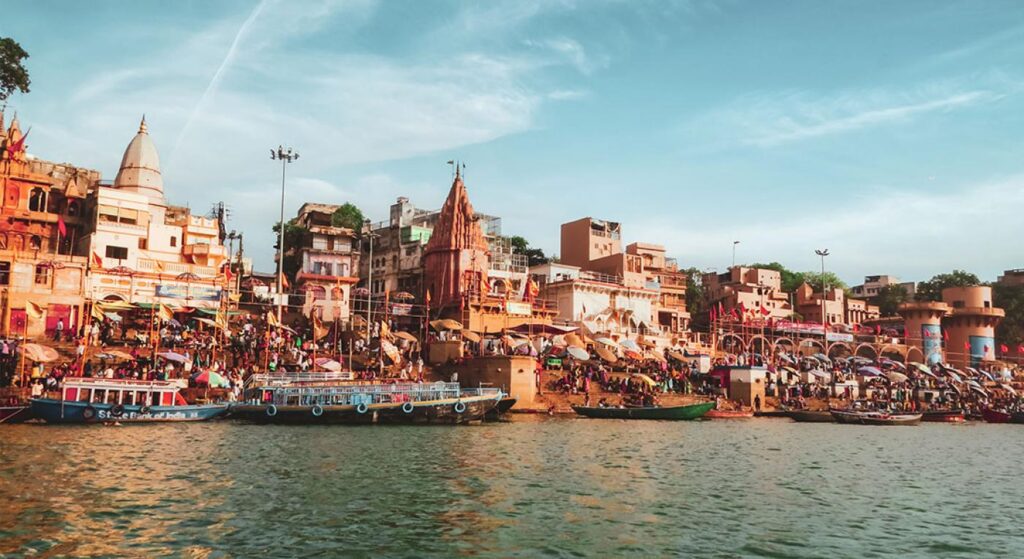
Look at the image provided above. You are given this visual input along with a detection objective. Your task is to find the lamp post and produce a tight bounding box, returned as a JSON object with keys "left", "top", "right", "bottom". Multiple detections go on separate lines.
{"left": 815, "top": 249, "right": 830, "bottom": 338}
{"left": 732, "top": 241, "right": 740, "bottom": 268}
{"left": 271, "top": 146, "right": 299, "bottom": 324}
{"left": 364, "top": 219, "right": 375, "bottom": 334}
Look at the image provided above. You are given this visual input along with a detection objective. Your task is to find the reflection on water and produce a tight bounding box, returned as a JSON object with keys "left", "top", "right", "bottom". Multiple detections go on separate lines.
{"left": 2, "top": 417, "right": 1023, "bottom": 558}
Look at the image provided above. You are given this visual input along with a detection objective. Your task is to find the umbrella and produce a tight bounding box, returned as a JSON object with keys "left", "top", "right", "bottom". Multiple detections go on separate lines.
{"left": 430, "top": 319, "right": 463, "bottom": 331}
{"left": 812, "top": 353, "right": 831, "bottom": 363}
{"left": 619, "top": 339, "right": 641, "bottom": 352}
{"left": 18, "top": 343, "right": 59, "bottom": 362}
{"left": 594, "top": 336, "right": 618, "bottom": 347}
{"left": 623, "top": 349, "right": 643, "bottom": 360}
{"left": 595, "top": 346, "right": 618, "bottom": 363}
{"left": 194, "top": 370, "right": 230, "bottom": 388}
{"left": 105, "top": 350, "right": 136, "bottom": 361}
{"left": 968, "top": 384, "right": 987, "bottom": 397}
{"left": 880, "top": 358, "right": 906, "bottom": 370}
{"left": 157, "top": 351, "right": 188, "bottom": 364}
{"left": 637, "top": 338, "right": 657, "bottom": 348}
{"left": 564, "top": 333, "right": 586, "bottom": 349}
{"left": 461, "top": 330, "right": 481, "bottom": 343}
{"left": 883, "top": 371, "right": 909, "bottom": 383}
{"left": 667, "top": 350, "right": 687, "bottom": 361}
{"left": 567, "top": 346, "right": 590, "bottom": 361}
{"left": 646, "top": 350, "right": 666, "bottom": 362}
{"left": 857, "top": 366, "right": 883, "bottom": 377}
{"left": 392, "top": 291, "right": 416, "bottom": 301}
{"left": 943, "top": 369, "right": 963, "bottom": 383}
{"left": 1000, "top": 383, "right": 1017, "bottom": 396}
{"left": 978, "top": 369, "right": 996, "bottom": 381}
{"left": 909, "top": 362, "right": 931, "bottom": 374}
{"left": 632, "top": 373, "right": 657, "bottom": 387}
{"left": 808, "top": 369, "right": 832, "bottom": 380}
{"left": 393, "top": 331, "right": 418, "bottom": 343}
{"left": 778, "top": 353, "right": 796, "bottom": 365}
{"left": 850, "top": 356, "right": 873, "bottom": 364}
{"left": 315, "top": 358, "right": 343, "bottom": 372}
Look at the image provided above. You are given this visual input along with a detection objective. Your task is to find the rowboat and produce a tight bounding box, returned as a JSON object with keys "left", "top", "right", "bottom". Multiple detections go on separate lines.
{"left": 1012, "top": 412, "right": 1024, "bottom": 425}
{"left": 571, "top": 401, "right": 714, "bottom": 420}
{"left": 485, "top": 396, "right": 518, "bottom": 421}
{"left": 831, "top": 409, "right": 922, "bottom": 426}
{"left": 921, "top": 409, "right": 965, "bottom": 423}
{"left": 0, "top": 405, "right": 31, "bottom": 424}
{"left": 787, "top": 409, "right": 835, "bottom": 423}
{"left": 30, "top": 377, "right": 228, "bottom": 424}
{"left": 704, "top": 409, "right": 754, "bottom": 419}
{"left": 982, "top": 408, "right": 1013, "bottom": 424}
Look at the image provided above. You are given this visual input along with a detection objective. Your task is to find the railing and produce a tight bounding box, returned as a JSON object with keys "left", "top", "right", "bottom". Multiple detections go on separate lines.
{"left": 578, "top": 270, "right": 624, "bottom": 286}
{"left": 245, "top": 371, "right": 355, "bottom": 388}
{"left": 247, "top": 381, "right": 499, "bottom": 406}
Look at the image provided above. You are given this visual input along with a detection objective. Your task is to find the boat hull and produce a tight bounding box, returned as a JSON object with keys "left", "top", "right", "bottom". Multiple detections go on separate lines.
{"left": 831, "top": 410, "right": 922, "bottom": 426}
{"left": 921, "top": 410, "right": 965, "bottom": 423}
{"left": 229, "top": 394, "right": 499, "bottom": 425}
{"left": 572, "top": 401, "right": 714, "bottom": 420}
{"left": 485, "top": 396, "right": 517, "bottom": 421}
{"left": 982, "top": 409, "right": 1013, "bottom": 424}
{"left": 30, "top": 399, "right": 229, "bottom": 424}
{"left": 0, "top": 405, "right": 31, "bottom": 424}
{"left": 704, "top": 409, "right": 754, "bottom": 419}
{"left": 787, "top": 410, "right": 835, "bottom": 423}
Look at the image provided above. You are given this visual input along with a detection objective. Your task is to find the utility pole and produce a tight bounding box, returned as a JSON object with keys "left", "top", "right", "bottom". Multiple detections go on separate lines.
{"left": 732, "top": 241, "right": 740, "bottom": 268}
{"left": 815, "top": 249, "right": 830, "bottom": 341}
{"left": 271, "top": 146, "right": 299, "bottom": 324}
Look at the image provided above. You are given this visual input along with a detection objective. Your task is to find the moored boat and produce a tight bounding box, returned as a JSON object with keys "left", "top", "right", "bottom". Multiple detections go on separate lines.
{"left": 831, "top": 409, "right": 922, "bottom": 426}
{"left": 0, "top": 405, "right": 31, "bottom": 424}
{"left": 1012, "top": 412, "right": 1024, "bottom": 425}
{"left": 485, "top": 395, "right": 518, "bottom": 421}
{"left": 704, "top": 408, "right": 754, "bottom": 419}
{"left": 571, "top": 401, "right": 714, "bottom": 420}
{"left": 30, "top": 377, "right": 229, "bottom": 424}
{"left": 787, "top": 409, "right": 835, "bottom": 423}
{"left": 921, "top": 409, "right": 965, "bottom": 423}
{"left": 982, "top": 408, "right": 1013, "bottom": 424}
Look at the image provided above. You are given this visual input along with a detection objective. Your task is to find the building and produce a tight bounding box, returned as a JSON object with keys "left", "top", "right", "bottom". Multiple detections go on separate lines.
{"left": 941, "top": 286, "right": 1004, "bottom": 368}
{"left": 850, "top": 274, "right": 917, "bottom": 299}
{"left": 288, "top": 203, "right": 359, "bottom": 323}
{"left": 703, "top": 266, "right": 793, "bottom": 321}
{"left": 794, "top": 282, "right": 880, "bottom": 327}
{"left": 997, "top": 269, "right": 1024, "bottom": 287}
{"left": 0, "top": 112, "right": 100, "bottom": 337}
{"left": 83, "top": 118, "right": 229, "bottom": 308}
{"left": 898, "top": 301, "right": 950, "bottom": 365}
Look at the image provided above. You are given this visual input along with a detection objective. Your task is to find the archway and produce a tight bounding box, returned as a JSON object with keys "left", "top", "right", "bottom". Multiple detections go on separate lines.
{"left": 854, "top": 343, "right": 878, "bottom": 360}
{"left": 905, "top": 346, "right": 925, "bottom": 364}
{"left": 718, "top": 333, "right": 746, "bottom": 354}
{"left": 827, "top": 342, "right": 852, "bottom": 359}
{"left": 748, "top": 334, "right": 770, "bottom": 357}
{"left": 798, "top": 338, "right": 824, "bottom": 356}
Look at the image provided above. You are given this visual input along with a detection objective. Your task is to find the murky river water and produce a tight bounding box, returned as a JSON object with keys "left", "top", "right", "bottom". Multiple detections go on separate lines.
{"left": 1, "top": 417, "right": 1022, "bottom": 558}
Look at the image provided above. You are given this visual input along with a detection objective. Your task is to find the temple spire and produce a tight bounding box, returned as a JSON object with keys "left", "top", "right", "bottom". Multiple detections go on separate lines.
{"left": 139, "top": 114, "right": 148, "bottom": 134}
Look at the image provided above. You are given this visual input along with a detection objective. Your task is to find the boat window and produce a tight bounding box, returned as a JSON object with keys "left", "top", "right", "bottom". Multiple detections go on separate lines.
{"left": 93, "top": 390, "right": 105, "bottom": 403}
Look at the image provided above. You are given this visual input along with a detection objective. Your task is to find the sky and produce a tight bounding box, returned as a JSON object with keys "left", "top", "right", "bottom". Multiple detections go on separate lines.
{"left": 4, "top": 0, "right": 1024, "bottom": 285}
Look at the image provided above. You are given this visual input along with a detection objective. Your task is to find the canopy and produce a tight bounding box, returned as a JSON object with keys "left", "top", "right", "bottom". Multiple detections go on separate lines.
{"left": 430, "top": 319, "right": 463, "bottom": 331}
{"left": 194, "top": 317, "right": 223, "bottom": 329}
{"left": 883, "top": 371, "right": 909, "bottom": 383}
{"left": 460, "top": 330, "right": 481, "bottom": 343}
{"left": 566, "top": 346, "right": 590, "bottom": 361}
{"left": 857, "top": 366, "right": 883, "bottom": 377}
{"left": 157, "top": 351, "right": 188, "bottom": 364}
{"left": 509, "top": 323, "right": 578, "bottom": 335}
{"left": 315, "top": 358, "right": 343, "bottom": 372}
{"left": 96, "top": 301, "right": 136, "bottom": 311}
{"left": 393, "top": 331, "right": 418, "bottom": 343}
{"left": 594, "top": 346, "right": 618, "bottom": 363}
{"left": 18, "top": 343, "right": 59, "bottom": 363}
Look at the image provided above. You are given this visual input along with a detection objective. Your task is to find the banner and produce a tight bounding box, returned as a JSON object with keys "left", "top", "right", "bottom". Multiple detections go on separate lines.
{"left": 825, "top": 332, "right": 854, "bottom": 343}
{"left": 506, "top": 301, "right": 532, "bottom": 316}
{"left": 390, "top": 303, "right": 412, "bottom": 316}
{"left": 922, "top": 324, "right": 942, "bottom": 364}
{"left": 155, "top": 284, "right": 222, "bottom": 302}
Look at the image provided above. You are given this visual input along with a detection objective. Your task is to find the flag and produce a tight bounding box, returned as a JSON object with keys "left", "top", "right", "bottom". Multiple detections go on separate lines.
{"left": 760, "top": 305, "right": 770, "bottom": 316}
{"left": 717, "top": 302, "right": 724, "bottom": 318}
{"left": 709, "top": 305, "right": 717, "bottom": 322}
{"left": 875, "top": 325, "right": 881, "bottom": 335}
{"left": 214, "top": 311, "right": 227, "bottom": 330}
{"left": 266, "top": 310, "right": 279, "bottom": 328}
{"left": 57, "top": 215, "right": 67, "bottom": 238}
{"left": 6, "top": 128, "right": 28, "bottom": 157}
{"left": 26, "top": 301, "right": 45, "bottom": 320}
{"left": 526, "top": 277, "right": 540, "bottom": 301}
{"left": 943, "top": 330, "right": 949, "bottom": 342}
{"left": 154, "top": 261, "right": 165, "bottom": 273}
{"left": 281, "top": 274, "right": 290, "bottom": 290}
{"left": 1000, "top": 344, "right": 1009, "bottom": 354}
{"left": 91, "top": 304, "right": 105, "bottom": 322}
{"left": 963, "top": 341, "right": 970, "bottom": 351}
{"left": 312, "top": 313, "right": 328, "bottom": 340}
{"left": 228, "top": 293, "right": 241, "bottom": 303}
{"left": 91, "top": 251, "right": 104, "bottom": 268}
{"left": 379, "top": 320, "right": 391, "bottom": 340}
{"left": 1018, "top": 344, "right": 1024, "bottom": 354}
{"left": 221, "top": 262, "right": 234, "bottom": 282}
{"left": 738, "top": 302, "right": 747, "bottom": 316}
{"left": 425, "top": 290, "right": 431, "bottom": 306}
{"left": 158, "top": 304, "right": 174, "bottom": 322}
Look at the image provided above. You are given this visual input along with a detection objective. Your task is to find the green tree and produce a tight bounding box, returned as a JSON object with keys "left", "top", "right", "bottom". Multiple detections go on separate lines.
{"left": 0, "top": 38, "right": 30, "bottom": 102}
{"left": 872, "top": 284, "right": 909, "bottom": 317}
{"left": 994, "top": 284, "right": 1024, "bottom": 348}
{"left": 331, "top": 203, "right": 365, "bottom": 232}
{"left": 748, "top": 261, "right": 806, "bottom": 293}
{"left": 915, "top": 270, "right": 980, "bottom": 301}
{"left": 508, "top": 235, "right": 549, "bottom": 266}
{"left": 272, "top": 218, "right": 307, "bottom": 282}
{"left": 682, "top": 267, "right": 708, "bottom": 331}
{"left": 801, "top": 271, "right": 848, "bottom": 293}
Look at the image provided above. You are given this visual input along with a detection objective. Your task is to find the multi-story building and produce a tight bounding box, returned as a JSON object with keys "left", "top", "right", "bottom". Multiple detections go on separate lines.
{"left": 850, "top": 274, "right": 917, "bottom": 299}
{"left": 83, "top": 118, "right": 229, "bottom": 308}
{"left": 794, "top": 283, "right": 880, "bottom": 327}
{"left": 289, "top": 203, "right": 359, "bottom": 323}
{"left": 997, "top": 269, "right": 1024, "bottom": 287}
{"left": 703, "top": 266, "right": 793, "bottom": 321}
{"left": 0, "top": 112, "right": 100, "bottom": 337}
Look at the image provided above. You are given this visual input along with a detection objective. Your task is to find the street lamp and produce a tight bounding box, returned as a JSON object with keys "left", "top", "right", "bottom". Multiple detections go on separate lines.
{"left": 732, "top": 241, "right": 740, "bottom": 268}
{"left": 815, "top": 249, "right": 830, "bottom": 333}
{"left": 271, "top": 146, "right": 299, "bottom": 324}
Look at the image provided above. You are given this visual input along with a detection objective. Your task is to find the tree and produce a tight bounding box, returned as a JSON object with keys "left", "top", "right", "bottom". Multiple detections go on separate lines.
{"left": 993, "top": 284, "right": 1024, "bottom": 348}
{"left": 331, "top": 203, "right": 365, "bottom": 232}
{"left": 0, "top": 37, "right": 30, "bottom": 102}
{"left": 801, "top": 271, "right": 848, "bottom": 293}
{"left": 682, "top": 267, "right": 708, "bottom": 331}
{"left": 915, "top": 270, "right": 980, "bottom": 302}
{"left": 508, "top": 235, "right": 549, "bottom": 267}
{"left": 872, "top": 284, "right": 909, "bottom": 317}
{"left": 272, "top": 218, "right": 307, "bottom": 282}
{"left": 748, "top": 261, "right": 805, "bottom": 293}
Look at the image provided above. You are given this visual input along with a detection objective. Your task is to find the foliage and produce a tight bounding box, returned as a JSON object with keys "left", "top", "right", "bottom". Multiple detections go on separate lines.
{"left": 508, "top": 235, "right": 550, "bottom": 267}
{"left": 871, "top": 284, "right": 909, "bottom": 317}
{"left": 799, "top": 271, "right": 848, "bottom": 293}
{"left": 915, "top": 270, "right": 980, "bottom": 302}
{"left": 682, "top": 267, "right": 708, "bottom": 331}
{"left": 994, "top": 284, "right": 1024, "bottom": 348}
{"left": 748, "top": 261, "right": 846, "bottom": 293}
{"left": 272, "top": 218, "right": 307, "bottom": 282}
{"left": 0, "top": 37, "right": 30, "bottom": 102}
{"left": 331, "top": 203, "right": 365, "bottom": 232}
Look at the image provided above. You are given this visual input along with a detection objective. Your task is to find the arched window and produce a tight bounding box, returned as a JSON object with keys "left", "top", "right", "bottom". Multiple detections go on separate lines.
{"left": 0, "top": 233, "right": 6, "bottom": 250}
{"left": 331, "top": 286, "right": 345, "bottom": 301}
{"left": 309, "top": 285, "right": 327, "bottom": 302}
{"left": 66, "top": 199, "right": 80, "bottom": 216}
{"left": 47, "top": 191, "right": 64, "bottom": 214}
{"left": 28, "top": 188, "right": 47, "bottom": 212}
{"left": 29, "top": 235, "right": 42, "bottom": 250}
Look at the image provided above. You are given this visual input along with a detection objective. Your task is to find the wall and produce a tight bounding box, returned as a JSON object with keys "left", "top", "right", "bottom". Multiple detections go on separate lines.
{"left": 453, "top": 355, "right": 537, "bottom": 409}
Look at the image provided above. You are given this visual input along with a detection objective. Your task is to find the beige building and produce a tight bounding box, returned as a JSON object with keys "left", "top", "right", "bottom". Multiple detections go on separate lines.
{"left": 850, "top": 274, "right": 917, "bottom": 299}
{"left": 941, "top": 286, "right": 1003, "bottom": 368}
{"left": 794, "top": 282, "right": 879, "bottom": 327}
{"left": 997, "top": 269, "right": 1024, "bottom": 287}
{"left": 703, "top": 266, "right": 793, "bottom": 321}
{"left": 289, "top": 203, "right": 359, "bottom": 323}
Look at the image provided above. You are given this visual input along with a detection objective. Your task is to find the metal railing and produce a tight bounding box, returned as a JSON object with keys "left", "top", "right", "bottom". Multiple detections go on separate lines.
{"left": 247, "top": 381, "right": 500, "bottom": 406}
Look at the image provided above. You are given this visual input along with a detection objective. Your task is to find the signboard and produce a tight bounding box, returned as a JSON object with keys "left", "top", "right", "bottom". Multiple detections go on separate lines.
{"left": 506, "top": 301, "right": 532, "bottom": 316}
{"left": 774, "top": 320, "right": 825, "bottom": 336}
{"left": 390, "top": 303, "right": 412, "bottom": 316}
{"left": 156, "top": 284, "right": 222, "bottom": 302}
{"left": 825, "top": 332, "right": 854, "bottom": 343}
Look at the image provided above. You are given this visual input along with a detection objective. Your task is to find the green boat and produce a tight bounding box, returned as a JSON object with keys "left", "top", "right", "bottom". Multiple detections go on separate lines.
{"left": 572, "top": 401, "right": 715, "bottom": 420}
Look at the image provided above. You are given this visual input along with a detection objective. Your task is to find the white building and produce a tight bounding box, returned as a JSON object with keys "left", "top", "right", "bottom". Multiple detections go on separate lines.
{"left": 85, "top": 118, "right": 228, "bottom": 308}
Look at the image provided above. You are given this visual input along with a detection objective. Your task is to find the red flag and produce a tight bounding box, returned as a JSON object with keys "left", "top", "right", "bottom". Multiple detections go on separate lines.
{"left": 91, "top": 251, "right": 103, "bottom": 268}
{"left": 6, "top": 128, "right": 28, "bottom": 157}
{"left": 221, "top": 262, "right": 234, "bottom": 282}
{"left": 1000, "top": 344, "right": 1009, "bottom": 354}
{"left": 738, "top": 302, "right": 747, "bottom": 317}
{"left": 710, "top": 306, "right": 716, "bottom": 322}
{"left": 963, "top": 341, "right": 970, "bottom": 351}
{"left": 875, "top": 325, "right": 881, "bottom": 335}
{"left": 760, "top": 305, "right": 769, "bottom": 316}
{"left": 943, "top": 330, "right": 949, "bottom": 342}
{"left": 57, "top": 215, "right": 67, "bottom": 237}
{"left": 1018, "top": 344, "right": 1024, "bottom": 354}
{"left": 718, "top": 302, "right": 725, "bottom": 317}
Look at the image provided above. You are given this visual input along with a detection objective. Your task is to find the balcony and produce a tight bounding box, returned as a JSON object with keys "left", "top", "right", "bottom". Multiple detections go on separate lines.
{"left": 183, "top": 243, "right": 227, "bottom": 258}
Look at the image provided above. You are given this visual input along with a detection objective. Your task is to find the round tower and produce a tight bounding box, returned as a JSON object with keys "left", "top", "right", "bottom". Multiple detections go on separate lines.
{"left": 897, "top": 301, "right": 949, "bottom": 364}
{"left": 941, "top": 286, "right": 1004, "bottom": 368}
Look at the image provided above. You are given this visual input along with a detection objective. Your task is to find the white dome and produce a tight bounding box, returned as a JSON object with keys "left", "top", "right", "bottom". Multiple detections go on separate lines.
{"left": 114, "top": 116, "right": 164, "bottom": 201}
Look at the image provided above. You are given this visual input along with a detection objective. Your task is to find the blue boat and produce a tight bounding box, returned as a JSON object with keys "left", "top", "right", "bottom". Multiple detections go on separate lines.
{"left": 30, "top": 377, "right": 228, "bottom": 424}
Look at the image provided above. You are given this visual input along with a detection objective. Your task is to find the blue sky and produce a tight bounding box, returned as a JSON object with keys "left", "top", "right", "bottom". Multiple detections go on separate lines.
{"left": 4, "top": 0, "right": 1024, "bottom": 284}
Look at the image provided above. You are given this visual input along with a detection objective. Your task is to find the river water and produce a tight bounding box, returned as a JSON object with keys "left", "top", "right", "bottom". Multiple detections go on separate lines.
{"left": 1, "top": 417, "right": 1022, "bottom": 558}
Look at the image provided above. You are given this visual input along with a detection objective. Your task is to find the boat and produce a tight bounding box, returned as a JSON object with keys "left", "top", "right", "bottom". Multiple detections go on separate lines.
{"left": 1012, "top": 412, "right": 1024, "bottom": 425}
{"left": 753, "top": 409, "right": 791, "bottom": 418}
{"left": 485, "top": 395, "right": 518, "bottom": 421}
{"left": 0, "top": 405, "right": 31, "bottom": 424}
{"left": 30, "top": 377, "right": 229, "bottom": 424}
{"left": 571, "top": 401, "right": 714, "bottom": 420}
{"left": 831, "top": 409, "right": 922, "bottom": 426}
{"left": 231, "top": 373, "right": 502, "bottom": 424}
{"left": 982, "top": 408, "right": 1013, "bottom": 424}
{"left": 704, "top": 408, "right": 754, "bottom": 419}
{"left": 787, "top": 409, "right": 835, "bottom": 423}
{"left": 921, "top": 409, "right": 965, "bottom": 423}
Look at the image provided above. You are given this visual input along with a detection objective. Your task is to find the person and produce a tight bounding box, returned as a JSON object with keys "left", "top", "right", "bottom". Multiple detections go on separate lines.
{"left": 754, "top": 394, "right": 762, "bottom": 412}
{"left": 55, "top": 319, "right": 64, "bottom": 342}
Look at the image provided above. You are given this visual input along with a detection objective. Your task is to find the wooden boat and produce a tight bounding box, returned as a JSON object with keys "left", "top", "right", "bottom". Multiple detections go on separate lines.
{"left": 753, "top": 409, "right": 791, "bottom": 418}
{"left": 485, "top": 396, "right": 517, "bottom": 421}
{"left": 1012, "top": 412, "right": 1024, "bottom": 425}
{"left": 982, "top": 408, "right": 1013, "bottom": 424}
{"left": 831, "top": 409, "right": 922, "bottom": 426}
{"left": 787, "top": 409, "right": 835, "bottom": 423}
{"left": 0, "top": 405, "right": 31, "bottom": 424}
{"left": 921, "top": 409, "right": 965, "bottom": 423}
{"left": 30, "top": 377, "right": 229, "bottom": 424}
{"left": 571, "top": 401, "right": 714, "bottom": 420}
{"left": 231, "top": 374, "right": 501, "bottom": 425}
{"left": 704, "top": 408, "right": 754, "bottom": 419}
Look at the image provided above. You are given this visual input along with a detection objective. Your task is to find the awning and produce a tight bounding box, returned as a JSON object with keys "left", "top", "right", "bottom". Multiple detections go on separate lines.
{"left": 104, "top": 312, "right": 123, "bottom": 322}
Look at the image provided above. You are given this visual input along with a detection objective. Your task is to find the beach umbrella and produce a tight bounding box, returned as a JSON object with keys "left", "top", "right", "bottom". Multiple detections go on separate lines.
{"left": 883, "top": 371, "right": 909, "bottom": 383}
{"left": 105, "top": 350, "right": 136, "bottom": 361}
{"left": 909, "top": 362, "right": 931, "bottom": 374}
{"left": 392, "top": 291, "right": 416, "bottom": 301}
{"left": 778, "top": 353, "right": 796, "bottom": 365}
{"left": 194, "top": 370, "right": 230, "bottom": 388}
{"left": 623, "top": 349, "right": 643, "bottom": 361}
{"left": 812, "top": 353, "right": 831, "bottom": 363}
{"left": 632, "top": 373, "right": 657, "bottom": 387}
{"left": 646, "top": 350, "right": 666, "bottom": 362}
{"left": 977, "top": 369, "right": 996, "bottom": 381}
{"left": 850, "top": 356, "right": 873, "bottom": 364}
{"left": 157, "top": 351, "right": 188, "bottom": 363}
{"left": 857, "top": 366, "right": 883, "bottom": 377}
{"left": 595, "top": 346, "right": 618, "bottom": 363}
{"left": 619, "top": 339, "right": 641, "bottom": 352}
{"left": 943, "top": 369, "right": 963, "bottom": 383}
{"left": 667, "top": 350, "right": 687, "bottom": 361}
{"left": 18, "top": 343, "right": 59, "bottom": 363}
{"left": 1000, "top": 383, "right": 1017, "bottom": 396}
{"left": 808, "top": 369, "right": 832, "bottom": 380}
{"left": 460, "top": 330, "right": 481, "bottom": 343}
{"left": 315, "top": 358, "right": 343, "bottom": 372}
{"left": 564, "top": 333, "right": 586, "bottom": 349}
{"left": 880, "top": 359, "right": 906, "bottom": 371}
{"left": 968, "top": 384, "right": 987, "bottom": 397}
{"left": 429, "top": 319, "right": 463, "bottom": 331}
{"left": 594, "top": 336, "right": 618, "bottom": 347}
{"left": 567, "top": 346, "right": 590, "bottom": 361}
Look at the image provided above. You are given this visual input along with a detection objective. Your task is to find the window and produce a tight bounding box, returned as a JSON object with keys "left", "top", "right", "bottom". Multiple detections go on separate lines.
{"left": 138, "top": 238, "right": 148, "bottom": 250}
{"left": 29, "top": 235, "right": 42, "bottom": 250}
{"left": 35, "top": 264, "right": 51, "bottom": 285}
{"left": 0, "top": 262, "right": 10, "bottom": 285}
{"left": 29, "top": 188, "right": 47, "bottom": 212}
{"left": 105, "top": 246, "right": 129, "bottom": 260}
{"left": 97, "top": 205, "right": 139, "bottom": 225}
{"left": 170, "top": 236, "right": 177, "bottom": 247}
